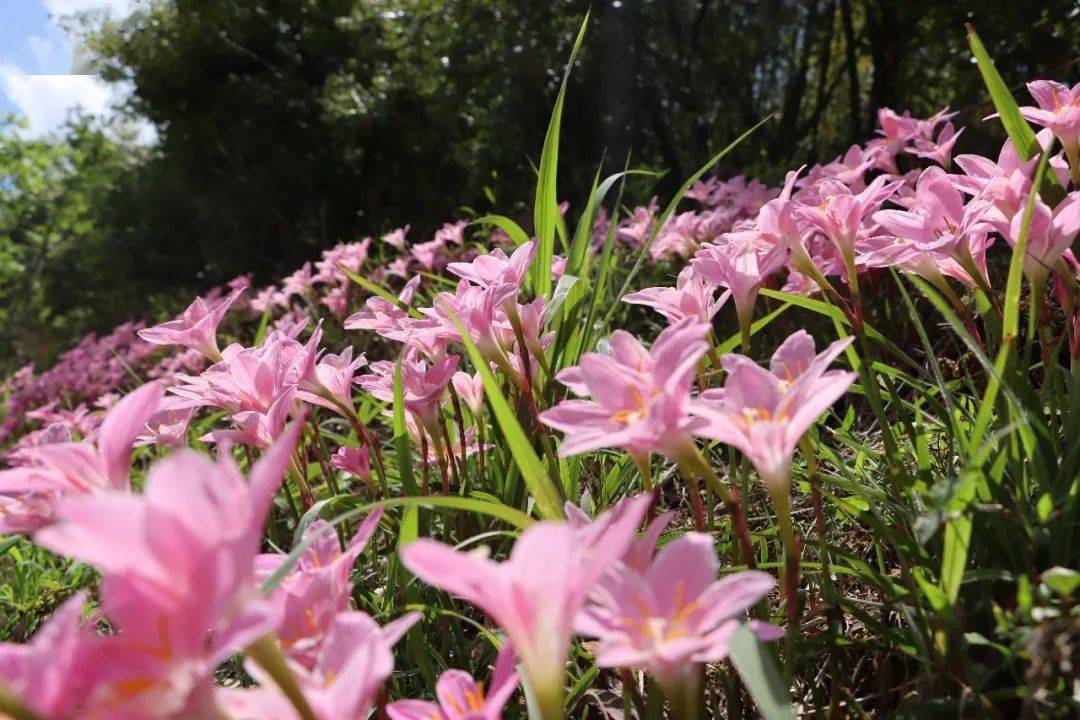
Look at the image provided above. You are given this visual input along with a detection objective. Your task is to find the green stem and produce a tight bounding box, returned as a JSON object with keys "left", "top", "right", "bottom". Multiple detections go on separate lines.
{"left": 246, "top": 635, "right": 319, "bottom": 720}
{"left": 663, "top": 669, "right": 703, "bottom": 720}
{"left": 0, "top": 683, "right": 41, "bottom": 720}
{"left": 632, "top": 452, "right": 654, "bottom": 492}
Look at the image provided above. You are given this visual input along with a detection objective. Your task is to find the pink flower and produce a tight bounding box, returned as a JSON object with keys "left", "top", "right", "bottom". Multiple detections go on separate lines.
{"left": 0, "top": 593, "right": 95, "bottom": 718}
{"left": 539, "top": 319, "right": 710, "bottom": 461}
{"left": 138, "top": 287, "right": 244, "bottom": 361}
{"left": 314, "top": 238, "right": 371, "bottom": 284}
{"left": 411, "top": 238, "right": 449, "bottom": 272}
{"left": 795, "top": 175, "right": 901, "bottom": 258}
{"left": 382, "top": 225, "right": 411, "bottom": 250}
{"left": 447, "top": 240, "right": 536, "bottom": 289}
{"left": 298, "top": 344, "right": 368, "bottom": 414}
{"left": 691, "top": 239, "right": 787, "bottom": 336}
{"left": 220, "top": 610, "right": 419, "bottom": 720}
{"left": 345, "top": 275, "right": 422, "bottom": 337}
{"left": 872, "top": 166, "right": 994, "bottom": 277}
{"left": 908, "top": 121, "right": 963, "bottom": 169}
{"left": 331, "top": 445, "right": 372, "bottom": 485}
{"left": 425, "top": 282, "right": 519, "bottom": 369}
{"left": 616, "top": 198, "right": 659, "bottom": 248}
{"left": 387, "top": 644, "right": 520, "bottom": 720}
{"left": 819, "top": 144, "right": 876, "bottom": 190}
{"left": 1007, "top": 192, "right": 1080, "bottom": 286}
{"left": 435, "top": 220, "right": 468, "bottom": 246}
{"left": 283, "top": 262, "right": 315, "bottom": 300}
{"left": 691, "top": 331, "right": 855, "bottom": 543}
{"left": 199, "top": 388, "right": 295, "bottom": 450}
{"left": 320, "top": 285, "right": 350, "bottom": 318}
{"left": 356, "top": 351, "right": 458, "bottom": 434}
{"left": 623, "top": 266, "right": 729, "bottom": 326}
{"left": 858, "top": 234, "right": 978, "bottom": 289}
{"left": 33, "top": 426, "right": 300, "bottom": 717}
{"left": 872, "top": 106, "right": 915, "bottom": 148}
{"left": 171, "top": 332, "right": 313, "bottom": 416}
{"left": 452, "top": 371, "right": 485, "bottom": 416}
{"left": 0, "top": 381, "right": 163, "bottom": 533}
{"left": 254, "top": 512, "right": 383, "bottom": 666}
{"left": 385, "top": 256, "right": 412, "bottom": 279}
{"left": 577, "top": 533, "right": 780, "bottom": 690}
{"left": 252, "top": 285, "right": 289, "bottom": 313}
{"left": 401, "top": 495, "right": 651, "bottom": 720}
{"left": 1020, "top": 80, "right": 1080, "bottom": 162}
{"left": 135, "top": 397, "right": 195, "bottom": 449}
{"left": 650, "top": 211, "right": 703, "bottom": 260}
{"left": 953, "top": 131, "right": 1068, "bottom": 231}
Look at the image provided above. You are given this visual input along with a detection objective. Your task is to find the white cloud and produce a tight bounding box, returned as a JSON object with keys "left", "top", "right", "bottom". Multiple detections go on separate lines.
{"left": 42, "top": 0, "right": 137, "bottom": 18}
{"left": 0, "top": 62, "right": 154, "bottom": 142}
{"left": 0, "top": 64, "right": 111, "bottom": 129}
{"left": 0, "top": 1, "right": 153, "bottom": 141}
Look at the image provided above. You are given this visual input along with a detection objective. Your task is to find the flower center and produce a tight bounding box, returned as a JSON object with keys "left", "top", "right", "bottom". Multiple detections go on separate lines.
{"left": 444, "top": 682, "right": 486, "bottom": 717}
{"left": 611, "top": 386, "right": 654, "bottom": 425}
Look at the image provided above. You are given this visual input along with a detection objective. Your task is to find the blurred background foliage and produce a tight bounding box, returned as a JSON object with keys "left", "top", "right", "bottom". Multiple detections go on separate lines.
{"left": 1, "top": 0, "right": 1078, "bottom": 372}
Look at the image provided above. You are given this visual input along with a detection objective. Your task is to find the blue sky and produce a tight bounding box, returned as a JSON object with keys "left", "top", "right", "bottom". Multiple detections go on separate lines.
{"left": 0, "top": 0, "right": 144, "bottom": 136}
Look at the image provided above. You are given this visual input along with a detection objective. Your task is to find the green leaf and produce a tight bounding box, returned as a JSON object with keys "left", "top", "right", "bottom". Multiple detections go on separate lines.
{"left": 714, "top": 303, "right": 792, "bottom": 354}
{"left": 1041, "top": 567, "right": 1080, "bottom": 598}
{"left": 566, "top": 167, "right": 657, "bottom": 281}
{"left": 727, "top": 623, "right": 795, "bottom": 720}
{"left": 252, "top": 304, "right": 272, "bottom": 346}
{"left": 940, "top": 472, "right": 978, "bottom": 604}
{"left": 966, "top": 25, "right": 1064, "bottom": 202}
{"left": 533, "top": 12, "right": 589, "bottom": 299}
{"left": 547, "top": 273, "right": 579, "bottom": 321}
{"left": 261, "top": 495, "right": 535, "bottom": 595}
{"left": 604, "top": 114, "right": 773, "bottom": 324}
{"left": 473, "top": 215, "right": 531, "bottom": 248}
{"left": 393, "top": 353, "right": 420, "bottom": 496}
{"left": 339, "top": 265, "right": 422, "bottom": 319}
{"left": 442, "top": 309, "right": 566, "bottom": 520}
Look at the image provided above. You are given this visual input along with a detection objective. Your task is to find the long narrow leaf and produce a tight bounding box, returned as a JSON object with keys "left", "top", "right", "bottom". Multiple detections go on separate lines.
{"left": 394, "top": 353, "right": 420, "bottom": 496}
{"left": 603, "top": 115, "right": 773, "bottom": 323}
{"left": 473, "top": 215, "right": 531, "bottom": 248}
{"left": 340, "top": 265, "right": 423, "bottom": 319}
{"left": 533, "top": 13, "right": 589, "bottom": 299}
{"left": 728, "top": 623, "right": 795, "bottom": 720}
{"left": 261, "top": 496, "right": 534, "bottom": 595}
{"left": 443, "top": 309, "right": 566, "bottom": 519}
{"left": 966, "top": 25, "right": 1064, "bottom": 202}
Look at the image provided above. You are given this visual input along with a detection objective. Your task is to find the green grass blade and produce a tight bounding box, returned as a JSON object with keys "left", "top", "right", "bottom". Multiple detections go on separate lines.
{"left": 261, "top": 495, "right": 534, "bottom": 595}
{"left": 443, "top": 309, "right": 566, "bottom": 520}
{"left": 567, "top": 168, "right": 657, "bottom": 281}
{"left": 339, "top": 265, "right": 423, "bottom": 319}
{"left": 473, "top": 215, "right": 531, "bottom": 248}
{"left": 727, "top": 623, "right": 795, "bottom": 720}
{"left": 253, "top": 304, "right": 272, "bottom": 345}
{"left": 394, "top": 353, "right": 420, "bottom": 496}
{"left": 938, "top": 150, "right": 1049, "bottom": 601}
{"left": 603, "top": 114, "right": 773, "bottom": 324}
{"left": 533, "top": 12, "right": 589, "bottom": 299}
{"left": 966, "top": 25, "right": 1064, "bottom": 202}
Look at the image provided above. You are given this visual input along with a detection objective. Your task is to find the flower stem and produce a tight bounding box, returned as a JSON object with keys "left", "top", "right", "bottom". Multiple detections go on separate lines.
{"left": 663, "top": 669, "right": 703, "bottom": 720}
{"left": 0, "top": 682, "right": 41, "bottom": 720}
{"left": 246, "top": 634, "right": 319, "bottom": 720}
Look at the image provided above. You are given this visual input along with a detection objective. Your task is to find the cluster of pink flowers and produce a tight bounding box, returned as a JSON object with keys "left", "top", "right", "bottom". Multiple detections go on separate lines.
{"left": 0, "top": 77, "right": 1078, "bottom": 719}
